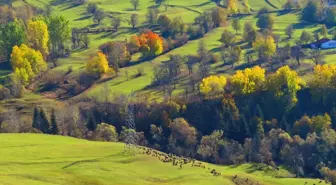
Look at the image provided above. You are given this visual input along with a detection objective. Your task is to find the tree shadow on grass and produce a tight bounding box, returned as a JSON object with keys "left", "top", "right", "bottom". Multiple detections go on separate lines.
{"left": 74, "top": 15, "right": 92, "bottom": 21}
{"left": 292, "top": 22, "right": 317, "bottom": 30}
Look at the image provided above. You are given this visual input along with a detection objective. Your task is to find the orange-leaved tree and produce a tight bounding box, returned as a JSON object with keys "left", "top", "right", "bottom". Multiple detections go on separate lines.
{"left": 131, "top": 31, "right": 164, "bottom": 57}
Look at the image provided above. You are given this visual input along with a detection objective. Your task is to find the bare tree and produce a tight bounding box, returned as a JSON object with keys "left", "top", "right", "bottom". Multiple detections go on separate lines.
{"left": 130, "top": 0, "right": 140, "bottom": 10}
{"left": 130, "top": 14, "right": 139, "bottom": 29}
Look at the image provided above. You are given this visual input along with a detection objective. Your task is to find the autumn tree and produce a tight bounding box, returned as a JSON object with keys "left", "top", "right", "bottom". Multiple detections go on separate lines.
{"left": 197, "top": 130, "right": 224, "bottom": 162}
{"left": 230, "top": 66, "right": 266, "bottom": 95}
{"left": 27, "top": 19, "right": 49, "bottom": 58}
{"left": 253, "top": 35, "right": 276, "bottom": 62}
{"left": 93, "top": 123, "right": 118, "bottom": 141}
{"left": 0, "top": 5, "right": 16, "bottom": 24}
{"left": 220, "top": 29, "right": 236, "bottom": 47}
{"left": 130, "top": 0, "right": 139, "bottom": 10}
{"left": 132, "top": 31, "right": 164, "bottom": 57}
{"left": 199, "top": 75, "right": 227, "bottom": 96}
{"left": 285, "top": 24, "right": 294, "bottom": 39}
{"left": 168, "top": 118, "right": 197, "bottom": 156}
{"left": 99, "top": 41, "right": 131, "bottom": 70}
{"left": 0, "top": 19, "right": 26, "bottom": 61}
{"left": 257, "top": 14, "right": 275, "bottom": 30}
{"left": 130, "top": 14, "right": 139, "bottom": 29}
{"left": 211, "top": 7, "right": 227, "bottom": 27}
{"left": 232, "top": 18, "right": 241, "bottom": 34}
{"left": 11, "top": 44, "right": 47, "bottom": 84}
{"left": 86, "top": 52, "right": 111, "bottom": 76}
{"left": 227, "top": 0, "right": 238, "bottom": 15}
{"left": 310, "top": 64, "right": 336, "bottom": 103}
{"left": 266, "top": 65, "right": 305, "bottom": 105}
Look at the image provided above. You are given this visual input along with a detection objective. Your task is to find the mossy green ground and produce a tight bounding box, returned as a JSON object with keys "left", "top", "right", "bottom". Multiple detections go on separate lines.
{"left": 0, "top": 134, "right": 329, "bottom": 185}
{"left": 4, "top": 0, "right": 336, "bottom": 99}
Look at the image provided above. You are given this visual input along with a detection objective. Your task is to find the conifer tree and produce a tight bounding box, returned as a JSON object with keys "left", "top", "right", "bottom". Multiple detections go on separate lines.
{"left": 39, "top": 108, "right": 50, "bottom": 134}
{"left": 32, "top": 107, "right": 41, "bottom": 131}
{"left": 50, "top": 109, "right": 58, "bottom": 135}
{"left": 87, "top": 112, "right": 97, "bottom": 131}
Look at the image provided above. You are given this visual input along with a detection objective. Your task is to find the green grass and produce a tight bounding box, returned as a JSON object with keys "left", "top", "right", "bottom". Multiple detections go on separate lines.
{"left": 0, "top": 134, "right": 329, "bottom": 185}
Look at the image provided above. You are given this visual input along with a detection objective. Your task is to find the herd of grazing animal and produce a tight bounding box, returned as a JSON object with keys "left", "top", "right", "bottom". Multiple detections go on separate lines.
{"left": 135, "top": 146, "right": 327, "bottom": 185}
{"left": 136, "top": 146, "right": 222, "bottom": 177}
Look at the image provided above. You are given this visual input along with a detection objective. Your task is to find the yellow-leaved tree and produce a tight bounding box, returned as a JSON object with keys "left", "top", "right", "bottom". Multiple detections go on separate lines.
{"left": 10, "top": 44, "right": 47, "bottom": 84}
{"left": 199, "top": 75, "right": 227, "bottom": 96}
{"left": 231, "top": 66, "right": 266, "bottom": 95}
{"left": 27, "top": 20, "right": 49, "bottom": 58}
{"left": 86, "top": 52, "right": 111, "bottom": 76}
{"left": 266, "top": 65, "right": 305, "bottom": 104}
{"left": 310, "top": 64, "right": 336, "bottom": 103}
{"left": 227, "top": 0, "right": 238, "bottom": 15}
{"left": 253, "top": 35, "right": 276, "bottom": 61}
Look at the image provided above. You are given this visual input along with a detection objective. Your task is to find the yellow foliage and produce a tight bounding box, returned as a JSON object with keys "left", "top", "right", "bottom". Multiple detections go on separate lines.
{"left": 27, "top": 20, "right": 49, "bottom": 57}
{"left": 253, "top": 35, "right": 276, "bottom": 58}
{"left": 199, "top": 75, "right": 227, "bottom": 95}
{"left": 310, "top": 64, "right": 336, "bottom": 102}
{"left": 267, "top": 66, "right": 305, "bottom": 103}
{"left": 227, "top": 0, "right": 238, "bottom": 14}
{"left": 86, "top": 52, "right": 110, "bottom": 75}
{"left": 10, "top": 44, "right": 47, "bottom": 84}
{"left": 231, "top": 66, "right": 266, "bottom": 95}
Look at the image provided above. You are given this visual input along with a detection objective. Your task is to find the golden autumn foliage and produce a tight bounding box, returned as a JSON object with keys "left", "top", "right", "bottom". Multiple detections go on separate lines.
{"left": 227, "top": 0, "right": 238, "bottom": 14}
{"left": 230, "top": 66, "right": 266, "bottom": 95}
{"left": 266, "top": 66, "right": 305, "bottom": 103}
{"left": 27, "top": 20, "right": 49, "bottom": 58}
{"left": 10, "top": 44, "right": 47, "bottom": 84}
{"left": 132, "top": 31, "right": 164, "bottom": 56}
{"left": 253, "top": 35, "right": 276, "bottom": 59}
{"left": 86, "top": 52, "right": 111, "bottom": 76}
{"left": 310, "top": 64, "right": 336, "bottom": 102}
{"left": 199, "top": 75, "right": 227, "bottom": 95}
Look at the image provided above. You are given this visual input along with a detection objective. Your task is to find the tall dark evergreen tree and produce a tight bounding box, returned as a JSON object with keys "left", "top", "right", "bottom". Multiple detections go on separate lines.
{"left": 32, "top": 107, "right": 41, "bottom": 131}
{"left": 87, "top": 112, "right": 97, "bottom": 131}
{"left": 50, "top": 109, "right": 58, "bottom": 135}
{"left": 39, "top": 108, "right": 50, "bottom": 134}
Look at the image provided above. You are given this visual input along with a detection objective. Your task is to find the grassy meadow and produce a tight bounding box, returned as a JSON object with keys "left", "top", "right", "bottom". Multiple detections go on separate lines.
{"left": 0, "top": 134, "right": 329, "bottom": 185}
{"left": 5, "top": 0, "right": 335, "bottom": 100}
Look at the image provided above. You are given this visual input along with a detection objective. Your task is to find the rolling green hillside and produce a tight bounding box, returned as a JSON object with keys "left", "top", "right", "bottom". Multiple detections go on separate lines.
{"left": 9, "top": 0, "right": 335, "bottom": 100}
{"left": 0, "top": 134, "right": 329, "bottom": 185}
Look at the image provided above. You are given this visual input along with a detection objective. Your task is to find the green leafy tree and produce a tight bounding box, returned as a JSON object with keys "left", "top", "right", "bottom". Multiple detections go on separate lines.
{"left": 46, "top": 15, "right": 71, "bottom": 57}
{"left": 232, "top": 18, "right": 241, "bottom": 34}
{"left": 285, "top": 24, "right": 294, "bottom": 39}
{"left": 87, "top": 3, "right": 98, "bottom": 15}
{"left": 87, "top": 112, "right": 97, "bottom": 131}
{"left": 220, "top": 29, "right": 236, "bottom": 47}
{"left": 93, "top": 9, "right": 105, "bottom": 24}
{"left": 257, "top": 14, "right": 274, "bottom": 30}
{"left": 320, "top": 25, "right": 328, "bottom": 38}
{"left": 301, "top": 0, "right": 322, "bottom": 22}
{"left": 130, "top": 0, "right": 139, "bottom": 10}
{"left": 300, "top": 31, "right": 314, "bottom": 44}
{"left": 0, "top": 20, "right": 26, "bottom": 61}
